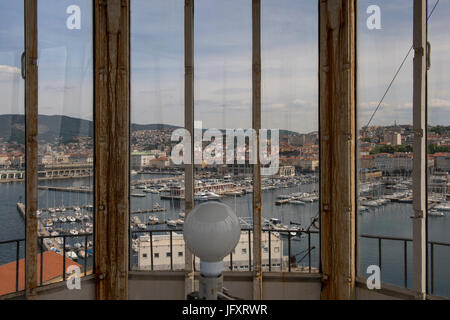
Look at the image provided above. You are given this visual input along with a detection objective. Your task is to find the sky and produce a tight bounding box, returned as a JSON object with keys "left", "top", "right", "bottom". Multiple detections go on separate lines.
{"left": 0, "top": 0, "right": 449, "bottom": 134}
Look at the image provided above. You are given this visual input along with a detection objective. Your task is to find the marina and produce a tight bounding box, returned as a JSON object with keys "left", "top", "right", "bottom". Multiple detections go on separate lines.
{"left": 1, "top": 172, "right": 449, "bottom": 297}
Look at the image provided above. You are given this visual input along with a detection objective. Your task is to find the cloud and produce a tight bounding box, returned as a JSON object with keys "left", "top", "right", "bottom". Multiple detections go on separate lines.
{"left": 430, "top": 98, "right": 450, "bottom": 108}
{"left": 0, "top": 65, "right": 20, "bottom": 74}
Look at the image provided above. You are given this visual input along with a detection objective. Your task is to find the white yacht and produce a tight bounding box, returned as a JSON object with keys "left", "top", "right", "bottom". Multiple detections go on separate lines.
{"left": 167, "top": 219, "right": 177, "bottom": 227}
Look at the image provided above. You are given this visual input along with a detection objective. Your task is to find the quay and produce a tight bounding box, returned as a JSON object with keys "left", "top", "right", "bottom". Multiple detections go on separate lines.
{"left": 38, "top": 186, "right": 93, "bottom": 194}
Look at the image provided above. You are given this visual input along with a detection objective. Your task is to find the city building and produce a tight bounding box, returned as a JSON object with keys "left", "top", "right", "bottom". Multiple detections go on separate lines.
{"left": 131, "top": 151, "right": 155, "bottom": 170}
{"left": 138, "top": 232, "right": 284, "bottom": 271}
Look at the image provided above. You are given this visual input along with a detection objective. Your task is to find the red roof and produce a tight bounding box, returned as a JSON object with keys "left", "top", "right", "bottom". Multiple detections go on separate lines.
{"left": 0, "top": 251, "right": 81, "bottom": 296}
{"left": 433, "top": 152, "right": 450, "bottom": 157}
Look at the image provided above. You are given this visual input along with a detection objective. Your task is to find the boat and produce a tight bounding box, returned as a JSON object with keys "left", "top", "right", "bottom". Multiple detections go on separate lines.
{"left": 179, "top": 212, "right": 185, "bottom": 218}
{"left": 66, "top": 251, "right": 78, "bottom": 260}
{"left": 167, "top": 219, "right": 177, "bottom": 227}
{"left": 148, "top": 215, "right": 160, "bottom": 225}
{"left": 429, "top": 210, "right": 445, "bottom": 217}
{"left": 194, "top": 192, "right": 209, "bottom": 201}
{"left": 269, "top": 218, "right": 282, "bottom": 226}
{"left": 59, "top": 216, "right": 67, "bottom": 223}
{"left": 175, "top": 219, "right": 184, "bottom": 225}
{"left": 77, "top": 250, "right": 86, "bottom": 259}
{"left": 67, "top": 216, "right": 76, "bottom": 223}
{"left": 137, "top": 223, "right": 147, "bottom": 230}
{"left": 131, "top": 193, "right": 145, "bottom": 198}
{"left": 204, "top": 191, "right": 221, "bottom": 200}
{"left": 131, "top": 170, "right": 138, "bottom": 175}
{"left": 289, "top": 200, "right": 305, "bottom": 205}
{"left": 74, "top": 206, "right": 81, "bottom": 212}
{"left": 70, "top": 229, "right": 79, "bottom": 236}
{"left": 435, "top": 203, "right": 450, "bottom": 212}
{"left": 358, "top": 205, "right": 369, "bottom": 212}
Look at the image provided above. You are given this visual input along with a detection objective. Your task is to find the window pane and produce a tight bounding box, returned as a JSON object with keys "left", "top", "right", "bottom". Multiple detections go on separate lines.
{"left": 357, "top": 1, "right": 414, "bottom": 289}
{"left": 261, "top": 0, "right": 319, "bottom": 273}
{"left": 427, "top": 0, "right": 450, "bottom": 298}
{"left": 195, "top": 0, "right": 253, "bottom": 272}
{"left": 37, "top": 0, "right": 94, "bottom": 285}
{"left": 130, "top": 0, "right": 185, "bottom": 271}
{"left": 0, "top": 0, "right": 25, "bottom": 296}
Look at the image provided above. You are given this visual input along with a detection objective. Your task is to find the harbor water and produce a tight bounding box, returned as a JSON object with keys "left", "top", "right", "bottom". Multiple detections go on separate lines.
{"left": 0, "top": 174, "right": 449, "bottom": 297}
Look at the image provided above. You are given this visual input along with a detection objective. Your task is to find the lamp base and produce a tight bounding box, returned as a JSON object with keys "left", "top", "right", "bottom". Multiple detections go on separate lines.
{"left": 199, "top": 273, "right": 223, "bottom": 300}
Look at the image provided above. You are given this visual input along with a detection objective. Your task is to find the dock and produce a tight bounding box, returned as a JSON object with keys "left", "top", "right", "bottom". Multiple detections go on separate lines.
{"left": 16, "top": 203, "right": 63, "bottom": 254}
{"left": 131, "top": 208, "right": 167, "bottom": 214}
{"left": 38, "top": 186, "right": 93, "bottom": 194}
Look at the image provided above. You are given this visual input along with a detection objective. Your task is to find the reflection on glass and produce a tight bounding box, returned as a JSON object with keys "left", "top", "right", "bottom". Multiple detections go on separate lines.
{"left": 427, "top": 0, "right": 450, "bottom": 298}
{"left": 37, "top": 0, "right": 93, "bottom": 285}
{"left": 357, "top": 1, "right": 414, "bottom": 288}
{"left": 195, "top": 0, "right": 253, "bottom": 272}
{"left": 0, "top": 1, "right": 25, "bottom": 295}
{"left": 131, "top": 0, "right": 185, "bottom": 271}
{"left": 261, "top": 0, "right": 319, "bottom": 273}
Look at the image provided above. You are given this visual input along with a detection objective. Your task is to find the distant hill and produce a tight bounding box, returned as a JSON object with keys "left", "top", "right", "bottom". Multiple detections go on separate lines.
{"left": 0, "top": 114, "right": 304, "bottom": 144}
{"left": 0, "top": 114, "right": 181, "bottom": 144}
{"left": 0, "top": 114, "right": 93, "bottom": 144}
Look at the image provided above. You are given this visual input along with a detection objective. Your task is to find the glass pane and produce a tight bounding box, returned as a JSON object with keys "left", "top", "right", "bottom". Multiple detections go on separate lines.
{"left": 261, "top": 0, "right": 319, "bottom": 273}
{"left": 130, "top": 0, "right": 185, "bottom": 271}
{"left": 37, "top": 0, "right": 94, "bottom": 285}
{"left": 427, "top": 0, "right": 450, "bottom": 298}
{"left": 357, "top": 1, "right": 414, "bottom": 289}
{"left": 195, "top": 0, "right": 253, "bottom": 272}
{"left": 0, "top": 0, "right": 25, "bottom": 296}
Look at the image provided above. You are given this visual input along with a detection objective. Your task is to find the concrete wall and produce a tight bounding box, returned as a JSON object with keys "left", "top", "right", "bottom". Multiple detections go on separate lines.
{"left": 9, "top": 273, "right": 438, "bottom": 300}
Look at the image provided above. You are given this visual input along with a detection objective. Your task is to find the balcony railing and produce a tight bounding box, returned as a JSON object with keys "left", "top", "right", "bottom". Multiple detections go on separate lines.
{"left": 360, "top": 234, "right": 450, "bottom": 296}
{"left": 130, "top": 228, "right": 320, "bottom": 273}
{"left": 0, "top": 233, "right": 93, "bottom": 296}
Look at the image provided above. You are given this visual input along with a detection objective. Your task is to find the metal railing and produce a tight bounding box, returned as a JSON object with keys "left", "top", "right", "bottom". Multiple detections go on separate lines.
{"left": 37, "top": 233, "right": 93, "bottom": 284}
{"left": 130, "top": 228, "right": 319, "bottom": 273}
{"left": 360, "top": 234, "right": 450, "bottom": 295}
{"left": 0, "top": 233, "right": 93, "bottom": 296}
{"left": 0, "top": 238, "right": 24, "bottom": 293}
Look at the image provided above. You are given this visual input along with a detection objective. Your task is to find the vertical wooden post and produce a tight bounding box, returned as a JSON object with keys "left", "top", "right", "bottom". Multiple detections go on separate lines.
{"left": 24, "top": 0, "right": 38, "bottom": 299}
{"left": 319, "top": 0, "right": 356, "bottom": 300}
{"left": 412, "top": 0, "right": 426, "bottom": 300}
{"left": 94, "top": 0, "right": 130, "bottom": 300}
{"left": 252, "top": 0, "right": 263, "bottom": 300}
{"left": 184, "top": 0, "right": 195, "bottom": 297}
